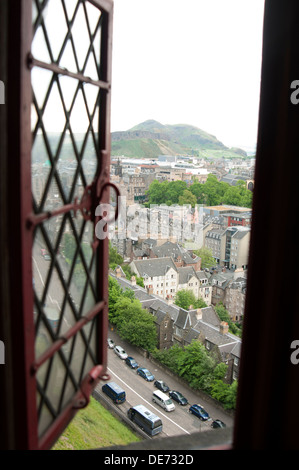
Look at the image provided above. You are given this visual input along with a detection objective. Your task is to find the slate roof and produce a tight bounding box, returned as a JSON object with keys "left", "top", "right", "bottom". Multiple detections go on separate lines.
{"left": 174, "top": 308, "right": 192, "bottom": 330}
{"left": 220, "top": 174, "right": 248, "bottom": 186}
{"left": 201, "top": 306, "right": 221, "bottom": 326}
{"left": 146, "top": 298, "right": 180, "bottom": 323}
{"left": 192, "top": 320, "right": 241, "bottom": 358}
{"left": 152, "top": 241, "right": 199, "bottom": 265}
{"left": 109, "top": 271, "right": 242, "bottom": 362}
{"left": 131, "top": 257, "right": 177, "bottom": 278}
{"left": 178, "top": 266, "right": 197, "bottom": 284}
{"left": 231, "top": 228, "right": 250, "bottom": 240}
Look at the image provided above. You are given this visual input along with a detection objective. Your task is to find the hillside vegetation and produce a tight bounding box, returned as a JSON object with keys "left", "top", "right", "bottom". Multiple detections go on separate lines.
{"left": 52, "top": 396, "right": 141, "bottom": 450}
{"left": 111, "top": 119, "right": 248, "bottom": 159}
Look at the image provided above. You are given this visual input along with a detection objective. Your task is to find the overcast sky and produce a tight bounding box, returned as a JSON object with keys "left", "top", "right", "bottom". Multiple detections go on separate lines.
{"left": 111, "top": 0, "right": 265, "bottom": 152}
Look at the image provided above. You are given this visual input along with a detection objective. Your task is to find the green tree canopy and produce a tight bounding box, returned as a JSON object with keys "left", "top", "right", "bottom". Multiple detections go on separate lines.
{"left": 174, "top": 289, "right": 207, "bottom": 310}
{"left": 178, "top": 189, "right": 197, "bottom": 207}
{"left": 152, "top": 340, "right": 237, "bottom": 409}
{"left": 146, "top": 174, "right": 252, "bottom": 209}
{"left": 109, "top": 242, "right": 123, "bottom": 266}
{"left": 108, "top": 277, "right": 157, "bottom": 351}
{"left": 194, "top": 247, "right": 215, "bottom": 269}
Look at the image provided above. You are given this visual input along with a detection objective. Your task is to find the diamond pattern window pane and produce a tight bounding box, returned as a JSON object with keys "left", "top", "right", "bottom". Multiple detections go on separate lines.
{"left": 32, "top": 0, "right": 103, "bottom": 76}
{"left": 31, "top": 0, "right": 110, "bottom": 441}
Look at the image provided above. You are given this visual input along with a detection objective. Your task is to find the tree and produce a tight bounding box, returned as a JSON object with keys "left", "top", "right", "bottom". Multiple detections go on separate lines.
{"left": 174, "top": 289, "right": 207, "bottom": 310}
{"left": 146, "top": 180, "right": 188, "bottom": 206}
{"left": 194, "top": 247, "right": 215, "bottom": 269}
{"left": 108, "top": 278, "right": 157, "bottom": 351}
{"left": 210, "top": 379, "right": 238, "bottom": 410}
{"left": 165, "top": 181, "right": 188, "bottom": 205}
{"left": 118, "top": 313, "right": 157, "bottom": 351}
{"left": 146, "top": 180, "right": 169, "bottom": 205}
{"left": 189, "top": 182, "right": 205, "bottom": 203}
{"left": 178, "top": 189, "right": 197, "bottom": 207}
{"left": 108, "top": 276, "right": 134, "bottom": 322}
{"left": 152, "top": 339, "right": 237, "bottom": 409}
{"left": 63, "top": 233, "right": 76, "bottom": 261}
{"left": 214, "top": 302, "right": 242, "bottom": 337}
{"left": 109, "top": 242, "right": 123, "bottom": 266}
{"left": 175, "top": 340, "right": 216, "bottom": 390}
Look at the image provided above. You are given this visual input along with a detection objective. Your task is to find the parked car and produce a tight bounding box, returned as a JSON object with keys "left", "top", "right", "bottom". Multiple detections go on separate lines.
{"left": 154, "top": 380, "right": 169, "bottom": 393}
{"left": 43, "top": 254, "right": 51, "bottom": 261}
{"left": 169, "top": 390, "right": 188, "bottom": 406}
{"left": 136, "top": 367, "right": 155, "bottom": 381}
{"left": 189, "top": 404, "right": 210, "bottom": 421}
{"left": 211, "top": 419, "right": 226, "bottom": 428}
{"left": 107, "top": 338, "right": 115, "bottom": 349}
{"left": 125, "top": 356, "right": 138, "bottom": 369}
{"left": 152, "top": 390, "right": 175, "bottom": 412}
{"left": 114, "top": 345, "right": 128, "bottom": 359}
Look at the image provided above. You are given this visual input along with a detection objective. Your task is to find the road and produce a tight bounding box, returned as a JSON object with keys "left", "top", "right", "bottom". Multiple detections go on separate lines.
{"left": 32, "top": 240, "right": 234, "bottom": 439}
{"left": 94, "top": 329, "right": 234, "bottom": 439}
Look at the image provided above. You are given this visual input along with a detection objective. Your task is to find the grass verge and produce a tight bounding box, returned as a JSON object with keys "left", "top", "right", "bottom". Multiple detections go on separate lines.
{"left": 52, "top": 396, "right": 141, "bottom": 450}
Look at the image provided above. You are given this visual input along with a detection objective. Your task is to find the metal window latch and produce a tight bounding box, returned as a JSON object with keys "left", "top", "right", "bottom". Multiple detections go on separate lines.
{"left": 26, "top": 179, "right": 120, "bottom": 242}
{"left": 72, "top": 364, "right": 110, "bottom": 410}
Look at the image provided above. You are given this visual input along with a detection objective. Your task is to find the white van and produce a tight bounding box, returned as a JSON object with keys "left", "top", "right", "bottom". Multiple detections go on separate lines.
{"left": 152, "top": 390, "right": 175, "bottom": 412}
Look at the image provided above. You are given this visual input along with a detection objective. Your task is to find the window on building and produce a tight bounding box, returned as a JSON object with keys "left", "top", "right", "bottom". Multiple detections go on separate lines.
{"left": 0, "top": 0, "right": 113, "bottom": 450}
{"left": 3, "top": 0, "right": 299, "bottom": 453}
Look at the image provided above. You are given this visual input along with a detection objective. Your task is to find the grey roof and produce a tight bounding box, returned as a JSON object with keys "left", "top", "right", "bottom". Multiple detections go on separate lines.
{"left": 147, "top": 298, "right": 180, "bottom": 323}
{"left": 131, "top": 257, "right": 177, "bottom": 278}
{"left": 218, "top": 340, "right": 242, "bottom": 358}
{"left": 152, "top": 241, "right": 199, "bottom": 264}
{"left": 231, "top": 228, "right": 250, "bottom": 240}
{"left": 109, "top": 272, "right": 242, "bottom": 361}
{"left": 206, "top": 229, "right": 224, "bottom": 239}
{"left": 220, "top": 174, "right": 248, "bottom": 186}
{"left": 195, "top": 271, "right": 209, "bottom": 281}
{"left": 183, "top": 328, "right": 200, "bottom": 344}
{"left": 193, "top": 320, "right": 241, "bottom": 356}
{"left": 201, "top": 306, "right": 221, "bottom": 327}
{"left": 210, "top": 271, "right": 235, "bottom": 287}
{"left": 174, "top": 308, "right": 191, "bottom": 330}
{"left": 178, "top": 266, "right": 197, "bottom": 284}
{"left": 142, "top": 238, "right": 158, "bottom": 248}
{"left": 133, "top": 248, "right": 148, "bottom": 257}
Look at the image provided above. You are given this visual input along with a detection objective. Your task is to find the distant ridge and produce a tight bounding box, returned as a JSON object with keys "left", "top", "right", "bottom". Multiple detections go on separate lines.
{"left": 111, "top": 120, "right": 248, "bottom": 159}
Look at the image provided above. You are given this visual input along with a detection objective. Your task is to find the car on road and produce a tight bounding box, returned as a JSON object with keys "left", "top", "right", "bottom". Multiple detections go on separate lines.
{"left": 43, "top": 254, "right": 51, "bottom": 261}
{"left": 189, "top": 404, "right": 210, "bottom": 421}
{"left": 107, "top": 338, "right": 115, "bottom": 349}
{"left": 136, "top": 367, "right": 155, "bottom": 381}
{"left": 154, "top": 380, "right": 169, "bottom": 393}
{"left": 169, "top": 390, "right": 188, "bottom": 406}
{"left": 114, "top": 345, "right": 128, "bottom": 359}
{"left": 125, "top": 356, "right": 139, "bottom": 369}
{"left": 211, "top": 419, "right": 226, "bottom": 428}
{"left": 152, "top": 390, "right": 175, "bottom": 412}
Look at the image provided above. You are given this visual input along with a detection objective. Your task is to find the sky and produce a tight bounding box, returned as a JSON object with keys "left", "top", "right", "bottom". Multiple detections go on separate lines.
{"left": 111, "top": 0, "right": 265, "bottom": 152}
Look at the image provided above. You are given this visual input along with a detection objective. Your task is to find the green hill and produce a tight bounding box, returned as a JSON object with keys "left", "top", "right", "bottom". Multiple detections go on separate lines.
{"left": 111, "top": 120, "right": 247, "bottom": 159}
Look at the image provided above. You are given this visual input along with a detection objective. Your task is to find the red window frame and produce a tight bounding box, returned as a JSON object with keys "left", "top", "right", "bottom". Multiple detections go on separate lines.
{"left": 2, "top": 0, "right": 115, "bottom": 450}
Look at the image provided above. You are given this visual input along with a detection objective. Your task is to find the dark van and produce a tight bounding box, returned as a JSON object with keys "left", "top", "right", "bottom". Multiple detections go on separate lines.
{"left": 102, "top": 382, "right": 126, "bottom": 404}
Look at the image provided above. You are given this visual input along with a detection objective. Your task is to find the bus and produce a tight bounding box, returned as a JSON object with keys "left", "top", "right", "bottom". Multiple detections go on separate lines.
{"left": 102, "top": 382, "right": 126, "bottom": 404}
{"left": 44, "top": 306, "right": 59, "bottom": 333}
{"left": 127, "top": 404, "right": 163, "bottom": 436}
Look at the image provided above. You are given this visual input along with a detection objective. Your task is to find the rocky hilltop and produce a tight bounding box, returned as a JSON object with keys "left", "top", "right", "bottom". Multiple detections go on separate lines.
{"left": 111, "top": 120, "right": 247, "bottom": 159}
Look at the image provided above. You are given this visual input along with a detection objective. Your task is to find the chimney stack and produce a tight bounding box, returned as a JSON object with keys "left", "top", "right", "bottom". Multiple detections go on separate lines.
{"left": 220, "top": 321, "right": 229, "bottom": 335}
{"left": 116, "top": 267, "right": 121, "bottom": 278}
{"left": 196, "top": 308, "right": 202, "bottom": 320}
{"left": 131, "top": 276, "right": 136, "bottom": 286}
